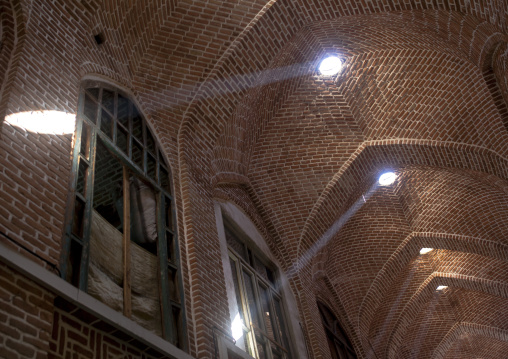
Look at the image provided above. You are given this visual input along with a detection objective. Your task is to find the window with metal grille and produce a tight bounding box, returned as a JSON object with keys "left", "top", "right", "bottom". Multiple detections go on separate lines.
{"left": 225, "top": 218, "right": 293, "bottom": 359}
{"left": 317, "top": 302, "right": 357, "bottom": 359}
{"left": 61, "top": 80, "right": 186, "bottom": 349}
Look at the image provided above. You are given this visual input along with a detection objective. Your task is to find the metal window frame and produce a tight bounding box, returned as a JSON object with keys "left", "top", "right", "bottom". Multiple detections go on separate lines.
{"left": 60, "top": 82, "right": 186, "bottom": 350}
{"left": 227, "top": 238, "right": 293, "bottom": 359}
{"left": 317, "top": 302, "right": 357, "bottom": 359}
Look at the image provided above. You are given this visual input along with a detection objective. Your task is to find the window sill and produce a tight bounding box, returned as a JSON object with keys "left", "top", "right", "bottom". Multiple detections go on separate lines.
{"left": 0, "top": 241, "right": 194, "bottom": 359}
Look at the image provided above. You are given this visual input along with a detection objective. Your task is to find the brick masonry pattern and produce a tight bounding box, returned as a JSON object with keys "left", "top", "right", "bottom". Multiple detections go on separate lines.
{"left": 0, "top": 0, "right": 507, "bottom": 358}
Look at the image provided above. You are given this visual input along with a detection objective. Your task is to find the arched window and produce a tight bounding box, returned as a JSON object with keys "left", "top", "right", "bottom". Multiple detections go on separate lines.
{"left": 219, "top": 210, "right": 296, "bottom": 359}
{"left": 317, "top": 302, "right": 357, "bottom": 359}
{"left": 61, "top": 80, "right": 185, "bottom": 348}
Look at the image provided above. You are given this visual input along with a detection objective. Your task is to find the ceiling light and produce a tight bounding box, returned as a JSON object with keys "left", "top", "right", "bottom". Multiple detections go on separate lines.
{"left": 5, "top": 110, "right": 76, "bottom": 135}
{"left": 318, "top": 56, "right": 343, "bottom": 76}
{"left": 420, "top": 248, "right": 433, "bottom": 255}
{"left": 436, "top": 285, "right": 448, "bottom": 291}
{"left": 378, "top": 172, "right": 397, "bottom": 186}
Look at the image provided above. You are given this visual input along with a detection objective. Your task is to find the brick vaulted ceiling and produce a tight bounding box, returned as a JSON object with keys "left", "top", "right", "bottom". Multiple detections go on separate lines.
{"left": 94, "top": 1, "right": 506, "bottom": 358}
{"left": 5, "top": 0, "right": 507, "bottom": 358}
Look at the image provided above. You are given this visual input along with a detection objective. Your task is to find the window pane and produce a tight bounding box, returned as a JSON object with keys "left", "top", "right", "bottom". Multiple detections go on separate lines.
{"left": 132, "top": 107, "right": 143, "bottom": 141}
{"left": 86, "top": 87, "right": 99, "bottom": 100}
{"left": 147, "top": 153, "right": 156, "bottom": 180}
{"left": 273, "top": 298, "right": 291, "bottom": 355}
{"left": 146, "top": 127, "right": 156, "bottom": 154}
{"left": 172, "top": 307, "right": 182, "bottom": 347}
{"left": 166, "top": 230, "right": 174, "bottom": 262}
{"left": 230, "top": 258, "right": 245, "bottom": 322}
{"left": 271, "top": 345, "right": 283, "bottom": 359}
{"left": 100, "top": 109, "right": 113, "bottom": 138}
{"left": 72, "top": 196, "right": 85, "bottom": 238}
{"left": 93, "top": 137, "right": 123, "bottom": 231}
{"left": 253, "top": 255, "right": 270, "bottom": 283}
{"left": 131, "top": 237, "right": 162, "bottom": 336}
{"left": 129, "top": 177, "right": 158, "bottom": 253}
{"left": 117, "top": 94, "right": 130, "bottom": 127}
{"left": 168, "top": 266, "right": 179, "bottom": 302}
{"left": 102, "top": 89, "right": 115, "bottom": 115}
{"left": 266, "top": 267, "right": 276, "bottom": 286}
{"left": 116, "top": 125, "right": 128, "bottom": 154}
{"left": 164, "top": 196, "right": 173, "bottom": 231}
{"left": 80, "top": 122, "right": 90, "bottom": 159}
{"left": 83, "top": 94, "right": 98, "bottom": 124}
{"left": 67, "top": 239, "right": 83, "bottom": 287}
{"left": 76, "top": 158, "right": 88, "bottom": 196}
{"left": 160, "top": 165, "right": 171, "bottom": 191}
{"left": 256, "top": 337, "right": 268, "bottom": 359}
{"left": 258, "top": 284, "right": 275, "bottom": 341}
{"left": 132, "top": 139, "right": 143, "bottom": 169}
{"left": 225, "top": 226, "right": 247, "bottom": 262}
{"left": 242, "top": 270, "right": 260, "bottom": 328}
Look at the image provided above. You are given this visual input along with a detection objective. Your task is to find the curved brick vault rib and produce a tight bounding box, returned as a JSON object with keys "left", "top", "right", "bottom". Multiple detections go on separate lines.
{"left": 143, "top": 5, "right": 507, "bottom": 167}
{"left": 483, "top": 41, "right": 508, "bottom": 132}
{"left": 211, "top": 11, "right": 508, "bottom": 179}
{"left": 433, "top": 322, "right": 508, "bottom": 359}
{"left": 370, "top": 251, "right": 508, "bottom": 356}
{"left": 358, "top": 232, "right": 508, "bottom": 343}
{"left": 200, "top": 14, "right": 508, "bottom": 287}
{"left": 312, "top": 162, "right": 508, "bottom": 356}
{"left": 297, "top": 141, "right": 508, "bottom": 264}
{"left": 314, "top": 277, "right": 367, "bottom": 358}
{"left": 394, "top": 167, "right": 508, "bottom": 238}
{"left": 300, "top": 159, "right": 508, "bottom": 358}
{"left": 386, "top": 272, "right": 508, "bottom": 359}
{"left": 0, "top": 0, "right": 26, "bottom": 119}
{"left": 317, "top": 166, "right": 508, "bottom": 356}
{"left": 0, "top": 0, "right": 15, "bottom": 98}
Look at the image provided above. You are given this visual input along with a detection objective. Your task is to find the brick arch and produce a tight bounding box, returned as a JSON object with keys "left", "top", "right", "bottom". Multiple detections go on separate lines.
{"left": 0, "top": 0, "right": 26, "bottom": 120}
{"left": 394, "top": 167, "right": 508, "bottom": 240}
{"left": 358, "top": 232, "right": 508, "bottom": 343}
{"left": 313, "top": 277, "right": 365, "bottom": 359}
{"left": 433, "top": 322, "right": 508, "bottom": 359}
{"left": 387, "top": 272, "right": 508, "bottom": 359}
{"left": 211, "top": 182, "right": 293, "bottom": 272}
{"left": 340, "top": 49, "right": 506, "bottom": 147}
{"left": 212, "top": 11, "right": 501, "bottom": 178}
{"left": 322, "top": 183, "right": 412, "bottom": 332}
{"left": 199, "top": 10, "right": 507, "bottom": 177}
{"left": 0, "top": 0, "right": 14, "bottom": 96}
{"left": 481, "top": 40, "right": 508, "bottom": 132}
{"left": 203, "top": 15, "right": 508, "bottom": 277}
{"left": 298, "top": 141, "right": 508, "bottom": 263}
{"left": 80, "top": 68, "right": 132, "bottom": 93}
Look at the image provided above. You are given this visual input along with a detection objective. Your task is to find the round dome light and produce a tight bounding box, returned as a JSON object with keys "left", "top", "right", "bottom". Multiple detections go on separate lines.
{"left": 378, "top": 172, "right": 397, "bottom": 186}
{"left": 318, "top": 56, "right": 343, "bottom": 76}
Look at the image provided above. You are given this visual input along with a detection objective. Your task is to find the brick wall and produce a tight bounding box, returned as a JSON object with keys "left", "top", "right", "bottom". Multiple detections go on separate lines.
{"left": 0, "top": 264, "right": 54, "bottom": 359}
{"left": 49, "top": 299, "right": 165, "bottom": 359}
{"left": 1, "top": 0, "right": 507, "bottom": 358}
